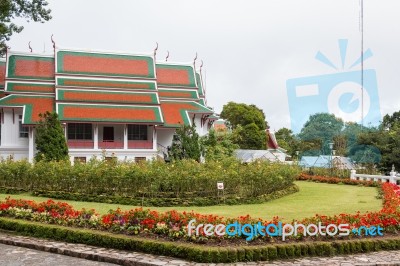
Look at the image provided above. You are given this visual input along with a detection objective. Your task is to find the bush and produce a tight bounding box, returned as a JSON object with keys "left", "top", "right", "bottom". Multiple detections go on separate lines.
{"left": 0, "top": 157, "right": 300, "bottom": 206}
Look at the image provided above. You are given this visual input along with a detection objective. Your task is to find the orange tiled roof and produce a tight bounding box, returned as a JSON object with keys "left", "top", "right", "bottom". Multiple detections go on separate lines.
{"left": 56, "top": 50, "right": 155, "bottom": 78}
{"left": 156, "top": 64, "right": 196, "bottom": 88}
{"left": 0, "top": 95, "right": 54, "bottom": 123}
{"left": 160, "top": 100, "right": 213, "bottom": 127}
{"left": 0, "top": 61, "right": 6, "bottom": 87}
{"left": 7, "top": 54, "right": 54, "bottom": 80}
{"left": 6, "top": 82, "right": 54, "bottom": 93}
{"left": 57, "top": 89, "right": 158, "bottom": 104}
{"left": 57, "top": 103, "right": 163, "bottom": 123}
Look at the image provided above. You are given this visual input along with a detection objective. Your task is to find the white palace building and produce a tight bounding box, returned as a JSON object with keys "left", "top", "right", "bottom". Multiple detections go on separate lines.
{"left": 0, "top": 46, "right": 217, "bottom": 162}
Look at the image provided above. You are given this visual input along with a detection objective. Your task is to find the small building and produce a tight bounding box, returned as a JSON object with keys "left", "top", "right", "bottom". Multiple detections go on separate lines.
{"left": 0, "top": 47, "right": 217, "bottom": 162}
{"left": 299, "top": 155, "right": 355, "bottom": 169}
{"left": 234, "top": 130, "right": 289, "bottom": 163}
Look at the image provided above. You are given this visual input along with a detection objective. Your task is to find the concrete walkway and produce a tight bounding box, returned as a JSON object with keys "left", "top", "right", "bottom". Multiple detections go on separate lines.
{"left": 1, "top": 232, "right": 400, "bottom": 265}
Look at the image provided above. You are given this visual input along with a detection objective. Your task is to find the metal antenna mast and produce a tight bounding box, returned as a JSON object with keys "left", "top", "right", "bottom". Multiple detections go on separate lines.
{"left": 361, "top": 0, "right": 364, "bottom": 128}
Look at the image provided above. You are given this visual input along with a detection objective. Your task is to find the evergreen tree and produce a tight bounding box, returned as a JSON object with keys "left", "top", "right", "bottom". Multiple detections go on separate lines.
{"left": 169, "top": 124, "right": 201, "bottom": 161}
{"left": 35, "top": 111, "right": 68, "bottom": 162}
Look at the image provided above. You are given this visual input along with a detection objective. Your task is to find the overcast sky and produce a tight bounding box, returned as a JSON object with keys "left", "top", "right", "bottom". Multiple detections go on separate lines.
{"left": 7, "top": 0, "right": 400, "bottom": 132}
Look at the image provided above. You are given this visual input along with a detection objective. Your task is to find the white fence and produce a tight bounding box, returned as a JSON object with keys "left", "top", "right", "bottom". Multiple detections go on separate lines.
{"left": 350, "top": 168, "right": 400, "bottom": 184}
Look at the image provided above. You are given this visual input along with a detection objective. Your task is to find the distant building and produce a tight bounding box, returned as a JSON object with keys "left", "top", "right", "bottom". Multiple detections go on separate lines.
{"left": 234, "top": 130, "right": 289, "bottom": 163}
{"left": 0, "top": 47, "right": 217, "bottom": 162}
{"left": 299, "top": 155, "right": 355, "bottom": 169}
{"left": 213, "top": 119, "right": 228, "bottom": 132}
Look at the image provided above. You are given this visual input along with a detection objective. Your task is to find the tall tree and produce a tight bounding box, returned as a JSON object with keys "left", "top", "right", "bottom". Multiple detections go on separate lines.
{"left": 35, "top": 111, "right": 68, "bottom": 162}
{"left": 201, "top": 129, "right": 239, "bottom": 160}
{"left": 220, "top": 102, "right": 268, "bottom": 149}
{"left": 220, "top": 102, "right": 268, "bottom": 130}
{"left": 0, "top": 0, "right": 51, "bottom": 55}
{"left": 298, "top": 113, "right": 344, "bottom": 155}
{"left": 275, "top": 127, "right": 300, "bottom": 157}
{"left": 169, "top": 124, "right": 201, "bottom": 162}
{"left": 231, "top": 123, "right": 266, "bottom": 150}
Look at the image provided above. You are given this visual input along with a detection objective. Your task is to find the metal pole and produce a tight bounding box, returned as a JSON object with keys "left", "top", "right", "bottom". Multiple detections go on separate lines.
{"left": 360, "top": 0, "right": 364, "bottom": 129}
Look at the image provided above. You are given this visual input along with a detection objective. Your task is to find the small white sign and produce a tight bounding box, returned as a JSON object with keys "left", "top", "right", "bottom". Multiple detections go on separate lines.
{"left": 217, "top": 182, "right": 224, "bottom": 190}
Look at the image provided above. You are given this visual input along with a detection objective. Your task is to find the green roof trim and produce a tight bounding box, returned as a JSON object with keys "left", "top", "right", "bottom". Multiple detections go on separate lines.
{"left": 195, "top": 73, "right": 204, "bottom": 96}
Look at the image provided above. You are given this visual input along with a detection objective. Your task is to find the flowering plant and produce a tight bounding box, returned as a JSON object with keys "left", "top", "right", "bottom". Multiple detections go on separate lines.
{"left": 1, "top": 182, "right": 399, "bottom": 243}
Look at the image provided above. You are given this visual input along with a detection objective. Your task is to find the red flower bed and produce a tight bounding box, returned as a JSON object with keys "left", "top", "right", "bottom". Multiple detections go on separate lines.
{"left": 297, "top": 173, "right": 378, "bottom": 187}
{"left": 0, "top": 182, "right": 399, "bottom": 243}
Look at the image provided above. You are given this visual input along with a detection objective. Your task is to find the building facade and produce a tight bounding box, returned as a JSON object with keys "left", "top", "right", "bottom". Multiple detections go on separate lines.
{"left": 0, "top": 48, "right": 216, "bottom": 162}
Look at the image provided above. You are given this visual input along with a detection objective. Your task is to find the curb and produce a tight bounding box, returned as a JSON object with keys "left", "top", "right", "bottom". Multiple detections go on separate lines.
{"left": 0, "top": 232, "right": 191, "bottom": 266}
{"left": 2, "top": 231, "right": 400, "bottom": 265}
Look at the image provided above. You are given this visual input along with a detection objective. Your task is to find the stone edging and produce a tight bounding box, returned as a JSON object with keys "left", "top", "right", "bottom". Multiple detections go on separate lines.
{"left": 0, "top": 231, "right": 191, "bottom": 266}
{"left": 3, "top": 231, "right": 400, "bottom": 265}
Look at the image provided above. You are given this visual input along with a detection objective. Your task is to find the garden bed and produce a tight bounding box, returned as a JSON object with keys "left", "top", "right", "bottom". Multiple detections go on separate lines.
{"left": 0, "top": 181, "right": 399, "bottom": 262}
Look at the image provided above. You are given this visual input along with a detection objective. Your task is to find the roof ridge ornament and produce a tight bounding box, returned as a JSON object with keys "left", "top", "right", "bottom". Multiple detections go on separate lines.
{"left": 165, "top": 51, "right": 169, "bottom": 62}
{"left": 51, "top": 34, "right": 56, "bottom": 51}
{"left": 193, "top": 52, "right": 198, "bottom": 69}
{"left": 28, "top": 41, "right": 32, "bottom": 53}
{"left": 153, "top": 42, "right": 158, "bottom": 61}
{"left": 200, "top": 60, "right": 204, "bottom": 74}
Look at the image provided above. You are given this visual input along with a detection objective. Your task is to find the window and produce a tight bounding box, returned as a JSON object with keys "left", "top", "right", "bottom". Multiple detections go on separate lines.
{"left": 67, "top": 123, "right": 92, "bottom": 140}
{"left": 128, "top": 125, "right": 147, "bottom": 140}
{"left": 19, "top": 115, "right": 29, "bottom": 138}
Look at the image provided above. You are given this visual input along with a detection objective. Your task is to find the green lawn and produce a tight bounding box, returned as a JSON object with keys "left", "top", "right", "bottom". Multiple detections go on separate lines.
{"left": 0, "top": 181, "right": 382, "bottom": 222}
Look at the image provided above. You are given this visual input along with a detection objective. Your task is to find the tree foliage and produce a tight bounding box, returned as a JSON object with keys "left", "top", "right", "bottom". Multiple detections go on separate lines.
{"left": 201, "top": 129, "right": 239, "bottom": 160}
{"left": 0, "top": 0, "right": 51, "bottom": 55}
{"left": 169, "top": 124, "right": 201, "bottom": 162}
{"left": 220, "top": 102, "right": 268, "bottom": 149}
{"left": 298, "top": 113, "right": 344, "bottom": 154}
{"left": 220, "top": 101, "right": 267, "bottom": 130}
{"left": 35, "top": 111, "right": 68, "bottom": 162}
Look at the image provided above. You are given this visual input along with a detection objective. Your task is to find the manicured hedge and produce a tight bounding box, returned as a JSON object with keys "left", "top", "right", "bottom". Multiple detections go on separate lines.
{"left": 1, "top": 217, "right": 400, "bottom": 263}
{"left": 31, "top": 184, "right": 299, "bottom": 206}
{"left": 0, "top": 158, "right": 300, "bottom": 206}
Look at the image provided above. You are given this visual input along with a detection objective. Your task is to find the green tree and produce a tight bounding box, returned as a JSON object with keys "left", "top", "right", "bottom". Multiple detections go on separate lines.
{"left": 35, "top": 111, "right": 68, "bottom": 162}
{"left": 275, "top": 127, "right": 300, "bottom": 157}
{"left": 169, "top": 124, "right": 201, "bottom": 161}
{"left": 201, "top": 129, "right": 239, "bottom": 160}
{"left": 0, "top": 0, "right": 51, "bottom": 55}
{"left": 298, "top": 113, "right": 344, "bottom": 154}
{"left": 220, "top": 101, "right": 268, "bottom": 130}
{"left": 231, "top": 123, "right": 266, "bottom": 150}
{"left": 220, "top": 102, "right": 268, "bottom": 149}
{"left": 382, "top": 111, "right": 400, "bottom": 130}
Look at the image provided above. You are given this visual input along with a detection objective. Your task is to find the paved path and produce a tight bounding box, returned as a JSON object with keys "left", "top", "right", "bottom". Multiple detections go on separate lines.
{"left": 0, "top": 243, "right": 118, "bottom": 266}
{"left": 2, "top": 232, "right": 400, "bottom": 265}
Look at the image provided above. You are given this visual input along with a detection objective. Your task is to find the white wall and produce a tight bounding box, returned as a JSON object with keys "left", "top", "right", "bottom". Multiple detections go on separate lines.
{"left": 1, "top": 109, "right": 29, "bottom": 147}
{"left": 157, "top": 128, "right": 175, "bottom": 148}
{"left": 0, "top": 108, "right": 29, "bottom": 160}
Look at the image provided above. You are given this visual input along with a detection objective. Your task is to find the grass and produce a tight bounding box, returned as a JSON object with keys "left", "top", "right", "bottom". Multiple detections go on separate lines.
{"left": 0, "top": 181, "right": 382, "bottom": 222}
